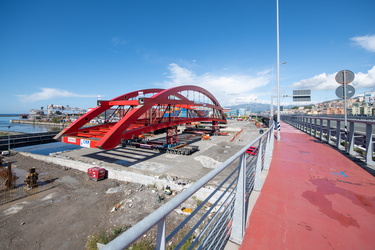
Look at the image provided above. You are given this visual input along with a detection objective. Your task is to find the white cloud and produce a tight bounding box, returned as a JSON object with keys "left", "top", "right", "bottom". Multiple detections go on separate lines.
{"left": 111, "top": 36, "right": 129, "bottom": 46}
{"left": 160, "top": 63, "right": 270, "bottom": 106}
{"left": 165, "top": 63, "right": 196, "bottom": 85}
{"left": 17, "top": 88, "right": 97, "bottom": 102}
{"left": 355, "top": 66, "right": 375, "bottom": 89}
{"left": 351, "top": 35, "right": 375, "bottom": 52}
{"left": 257, "top": 69, "right": 271, "bottom": 76}
{"left": 291, "top": 72, "right": 337, "bottom": 90}
{"left": 291, "top": 66, "right": 375, "bottom": 91}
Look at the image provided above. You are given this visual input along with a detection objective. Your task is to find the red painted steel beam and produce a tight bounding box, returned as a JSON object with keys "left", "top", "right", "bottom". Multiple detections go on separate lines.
{"left": 57, "top": 85, "right": 227, "bottom": 150}
{"left": 54, "top": 105, "right": 108, "bottom": 141}
{"left": 98, "top": 100, "right": 140, "bottom": 106}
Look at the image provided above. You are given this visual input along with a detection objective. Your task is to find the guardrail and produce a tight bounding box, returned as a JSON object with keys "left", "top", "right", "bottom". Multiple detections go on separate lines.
{"left": 281, "top": 115, "right": 375, "bottom": 165}
{"left": 0, "top": 131, "right": 58, "bottom": 150}
{"left": 102, "top": 124, "right": 274, "bottom": 250}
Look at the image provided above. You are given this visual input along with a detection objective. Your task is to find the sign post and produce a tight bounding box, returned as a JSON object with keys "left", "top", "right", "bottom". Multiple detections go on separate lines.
{"left": 335, "top": 70, "right": 355, "bottom": 153}
{"left": 292, "top": 90, "right": 311, "bottom": 102}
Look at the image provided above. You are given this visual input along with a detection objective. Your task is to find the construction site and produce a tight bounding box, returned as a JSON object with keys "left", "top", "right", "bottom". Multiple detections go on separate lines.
{"left": 0, "top": 86, "right": 266, "bottom": 249}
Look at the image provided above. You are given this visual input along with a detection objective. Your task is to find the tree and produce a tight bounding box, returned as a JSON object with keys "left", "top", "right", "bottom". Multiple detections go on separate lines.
{"left": 51, "top": 117, "right": 61, "bottom": 123}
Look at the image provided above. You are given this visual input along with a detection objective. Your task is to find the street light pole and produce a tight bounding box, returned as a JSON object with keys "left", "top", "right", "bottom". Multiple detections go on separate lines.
{"left": 276, "top": 0, "right": 281, "bottom": 141}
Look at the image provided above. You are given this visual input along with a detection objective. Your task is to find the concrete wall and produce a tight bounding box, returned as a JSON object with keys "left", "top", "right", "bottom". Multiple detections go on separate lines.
{"left": 19, "top": 152, "right": 220, "bottom": 201}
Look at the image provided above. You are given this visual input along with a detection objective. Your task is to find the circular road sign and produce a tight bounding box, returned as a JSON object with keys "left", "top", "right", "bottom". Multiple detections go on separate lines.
{"left": 335, "top": 85, "right": 355, "bottom": 99}
{"left": 335, "top": 70, "right": 355, "bottom": 84}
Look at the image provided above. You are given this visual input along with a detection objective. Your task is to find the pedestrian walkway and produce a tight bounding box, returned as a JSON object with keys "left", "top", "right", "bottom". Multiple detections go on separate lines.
{"left": 240, "top": 121, "right": 375, "bottom": 250}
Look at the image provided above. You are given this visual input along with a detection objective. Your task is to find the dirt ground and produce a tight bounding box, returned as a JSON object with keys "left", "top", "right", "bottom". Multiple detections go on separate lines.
{"left": 0, "top": 152, "right": 198, "bottom": 250}
{"left": 0, "top": 120, "right": 263, "bottom": 249}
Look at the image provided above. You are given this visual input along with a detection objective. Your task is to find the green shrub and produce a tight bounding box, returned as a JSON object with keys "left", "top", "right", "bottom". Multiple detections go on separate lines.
{"left": 130, "top": 239, "right": 155, "bottom": 250}
{"left": 86, "top": 225, "right": 131, "bottom": 250}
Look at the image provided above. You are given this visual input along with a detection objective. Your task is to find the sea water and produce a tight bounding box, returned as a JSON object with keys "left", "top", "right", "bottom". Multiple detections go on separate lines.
{"left": 0, "top": 115, "right": 59, "bottom": 133}
{"left": 0, "top": 115, "right": 82, "bottom": 155}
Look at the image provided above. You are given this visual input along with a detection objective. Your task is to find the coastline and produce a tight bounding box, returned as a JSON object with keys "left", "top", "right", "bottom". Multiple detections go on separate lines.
{"left": 0, "top": 114, "right": 19, "bottom": 117}
{"left": 10, "top": 119, "right": 68, "bottom": 127}
{"left": 0, "top": 130, "right": 25, "bottom": 135}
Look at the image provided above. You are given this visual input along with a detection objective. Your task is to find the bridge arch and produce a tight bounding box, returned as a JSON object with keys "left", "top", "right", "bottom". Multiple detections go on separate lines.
{"left": 55, "top": 85, "right": 227, "bottom": 150}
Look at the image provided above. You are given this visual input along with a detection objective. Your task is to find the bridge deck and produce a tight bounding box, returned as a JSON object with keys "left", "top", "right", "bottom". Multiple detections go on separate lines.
{"left": 240, "top": 121, "right": 375, "bottom": 250}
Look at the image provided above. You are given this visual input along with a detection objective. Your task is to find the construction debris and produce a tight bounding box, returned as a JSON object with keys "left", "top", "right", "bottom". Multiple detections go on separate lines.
{"left": 157, "top": 194, "right": 165, "bottom": 203}
{"left": 6, "top": 163, "right": 14, "bottom": 190}
{"left": 202, "top": 134, "right": 210, "bottom": 140}
{"left": 0, "top": 162, "right": 15, "bottom": 190}
{"left": 87, "top": 167, "right": 106, "bottom": 181}
{"left": 181, "top": 207, "right": 193, "bottom": 213}
{"left": 164, "top": 185, "right": 172, "bottom": 195}
{"left": 24, "top": 168, "right": 38, "bottom": 189}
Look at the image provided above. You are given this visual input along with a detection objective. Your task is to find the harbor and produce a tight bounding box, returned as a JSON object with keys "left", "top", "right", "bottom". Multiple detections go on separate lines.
{"left": 0, "top": 114, "right": 78, "bottom": 155}
{"left": 10, "top": 119, "right": 68, "bottom": 127}
{"left": 0, "top": 115, "right": 60, "bottom": 134}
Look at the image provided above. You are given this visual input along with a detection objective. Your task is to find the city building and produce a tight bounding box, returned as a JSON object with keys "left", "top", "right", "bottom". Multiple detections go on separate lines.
{"left": 281, "top": 93, "right": 375, "bottom": 116}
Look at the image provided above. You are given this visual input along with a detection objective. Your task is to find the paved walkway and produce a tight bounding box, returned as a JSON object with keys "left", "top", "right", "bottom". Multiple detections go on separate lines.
{"left": 240, "top": 121, "right": 375, "bottom": 250}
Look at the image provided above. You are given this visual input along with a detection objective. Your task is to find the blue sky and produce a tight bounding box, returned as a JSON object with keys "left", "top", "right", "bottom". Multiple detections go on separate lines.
{"left": 1, "top": 0, "right": 374, "bottom": 114}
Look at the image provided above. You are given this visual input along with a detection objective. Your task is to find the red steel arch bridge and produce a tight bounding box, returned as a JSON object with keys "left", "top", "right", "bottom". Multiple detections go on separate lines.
{"left": 54, "top": 85, "right": 227, "bottom": 150}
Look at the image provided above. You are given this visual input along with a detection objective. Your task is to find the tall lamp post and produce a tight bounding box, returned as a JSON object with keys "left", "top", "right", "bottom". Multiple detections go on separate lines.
{"left": 7, "top": 125, "right": 11, "bottom": 151}
{"left": 276, "top": 0, "right": 281, "bottom": 141}
{"left": 271, "top": 62, "right": 286, "bottom": 129}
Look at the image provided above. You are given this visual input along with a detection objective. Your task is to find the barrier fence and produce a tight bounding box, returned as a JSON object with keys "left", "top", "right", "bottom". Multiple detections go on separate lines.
{"left": 102, "top": 124, "right": 275, "bottom": 250}
{"left": 0, "top": 131, "right": 58, "bottom": 150}
{"left": 281, "top": 115, "right": 375, "bottom": 165}
{"left": 0, "top": 182, "right": 57, "bottom": 205}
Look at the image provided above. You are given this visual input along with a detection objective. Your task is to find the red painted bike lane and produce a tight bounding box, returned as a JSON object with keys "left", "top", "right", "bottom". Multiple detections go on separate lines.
{"left": 240, "top": 121, "right": 375, "bottom": 250}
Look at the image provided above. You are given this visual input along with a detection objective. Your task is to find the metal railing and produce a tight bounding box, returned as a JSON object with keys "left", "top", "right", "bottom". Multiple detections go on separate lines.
{"left": 103, "top": 124, "right": 274, "bottom": 250}
{"left": 282, "top": 115, "right": 375, "bottom": 165}
{"left": 0, "top": 131, "right": 58, "bottom": 150}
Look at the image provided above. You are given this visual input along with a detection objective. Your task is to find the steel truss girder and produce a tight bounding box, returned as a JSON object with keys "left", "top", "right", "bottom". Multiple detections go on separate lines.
{"left": 55, "top": 85, "right": 227, "bottom": 150}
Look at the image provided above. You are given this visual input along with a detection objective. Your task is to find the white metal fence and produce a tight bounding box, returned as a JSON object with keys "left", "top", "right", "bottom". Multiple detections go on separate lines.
{"left": 282, "top": 115, "right": 375, "bottom": 165}
{"left": 102, "top": 124, "right": 275, "bottom": 250}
